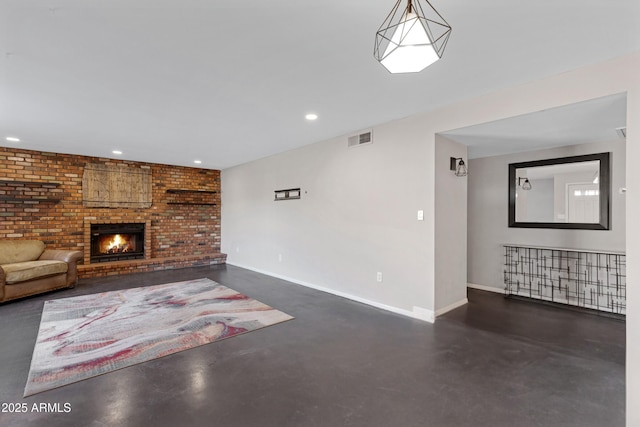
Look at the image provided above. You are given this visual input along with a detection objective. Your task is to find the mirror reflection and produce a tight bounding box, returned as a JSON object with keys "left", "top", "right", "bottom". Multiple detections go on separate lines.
{"left": 515, "top": 160, "right": 600, "bottom": 223}
{"left": 508, "top": 152, "right": 610, "bottom": 230}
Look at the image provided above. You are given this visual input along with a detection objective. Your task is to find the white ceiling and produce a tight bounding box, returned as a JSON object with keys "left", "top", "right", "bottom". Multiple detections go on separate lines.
{"left": 1, "top": 1, "right": 639, "bottom": 170}
{"left": 442, "top": 93, "right": 628, "bottom": 159}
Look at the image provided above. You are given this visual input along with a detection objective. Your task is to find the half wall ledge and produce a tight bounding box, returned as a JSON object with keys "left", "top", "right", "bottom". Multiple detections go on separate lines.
{"left": 78, "top": 253, "right": 227, "bottom": 278}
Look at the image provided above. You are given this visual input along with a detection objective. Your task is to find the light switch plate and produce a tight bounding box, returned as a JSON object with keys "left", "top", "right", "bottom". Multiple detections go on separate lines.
{"left": 417, "top": 210, "right": 424, "bottom": 221}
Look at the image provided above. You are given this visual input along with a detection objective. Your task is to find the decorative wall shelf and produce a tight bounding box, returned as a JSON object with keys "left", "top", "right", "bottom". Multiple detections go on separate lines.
{"left": 0, "top": 197, "right": 61, "bottom": 203}
{"left": 503, "top": 244, "right": 626, "bottom": 316}
{"left": 0, "top": 180, "right": 62, "bottom": 203}
{"left": 274, "top": 188, "right": 301, "bottom": 201}
{"left": 165, "top": 189, "right": 218, "bottom": 206}
{"left": 166, "top": 202, "right": 217, "bottom": 206}
{"left": 0, "top": 180, "right": 61, "bottom": 187}
{"left": 166, "top": 189, "right": 217, "bottom": 194}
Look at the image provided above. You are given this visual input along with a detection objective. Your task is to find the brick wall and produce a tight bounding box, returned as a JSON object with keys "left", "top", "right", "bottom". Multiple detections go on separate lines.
{"left": 0, "top": 147, "right": 225, "bottom": 278}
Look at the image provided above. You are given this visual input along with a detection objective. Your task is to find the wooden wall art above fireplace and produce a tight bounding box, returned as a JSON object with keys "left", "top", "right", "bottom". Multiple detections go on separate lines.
{"left": 82, "top": 163, "right": 152, "bottom": 208}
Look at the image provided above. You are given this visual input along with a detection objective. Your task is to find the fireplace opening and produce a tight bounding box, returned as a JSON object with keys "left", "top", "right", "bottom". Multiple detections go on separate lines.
{"left": 90, "top": 223, "right": 145, "bottom": 263}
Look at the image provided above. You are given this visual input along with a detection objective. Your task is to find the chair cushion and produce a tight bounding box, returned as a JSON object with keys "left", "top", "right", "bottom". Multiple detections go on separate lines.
{"left": 0, "top": 240, "right": 45, "bottom": 264}
{"left": 1, "top": 260, "right": 68, "bottom": 284}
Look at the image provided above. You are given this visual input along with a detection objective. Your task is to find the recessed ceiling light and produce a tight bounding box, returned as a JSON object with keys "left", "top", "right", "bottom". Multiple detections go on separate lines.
{"left": 5, "top": 136, "right": 20, "bottom": 142}
{"left": 305, "top": 113, "right": 318, "bottom": 121}
{"left": 194, "top": 160, "right": 202, "bottom": 164}
{"left": 112, "top": 150, "right": 123, "bottom": 155}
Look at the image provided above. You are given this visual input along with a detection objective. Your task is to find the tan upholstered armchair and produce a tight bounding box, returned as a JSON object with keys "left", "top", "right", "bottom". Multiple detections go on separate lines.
{"left": 0, "top": 240, "right": 83, "bottom": 303}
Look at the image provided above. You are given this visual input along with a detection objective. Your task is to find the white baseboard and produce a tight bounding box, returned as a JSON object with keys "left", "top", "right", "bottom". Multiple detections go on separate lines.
{"left": 435, "top": 298, "right": 468, "bottom": 317}
{"left": 411, "top": 306, "right": 435, "bottom": 323}
{"left": 467, "top": 283, "right": 505, "bottom": 294}
{"left": 227, "top": 262, "right": 435, "bottom": 323}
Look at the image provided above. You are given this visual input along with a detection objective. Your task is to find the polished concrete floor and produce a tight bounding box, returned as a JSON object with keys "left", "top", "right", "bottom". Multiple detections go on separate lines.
{"left": 0, "top": 265, "right": 625, "bottom": 427}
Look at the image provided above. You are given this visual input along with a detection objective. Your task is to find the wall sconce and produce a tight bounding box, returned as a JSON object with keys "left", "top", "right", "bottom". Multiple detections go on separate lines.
{"left": 518, "top": 177, "right": 532, "bottom": 190}
{"left": 450, "top": 157, "right": 467, "bottom": 177}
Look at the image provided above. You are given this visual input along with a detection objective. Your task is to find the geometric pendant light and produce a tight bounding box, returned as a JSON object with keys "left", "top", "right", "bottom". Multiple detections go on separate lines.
{"left": 374, "top": 0, "right": 452, "bottom": 73}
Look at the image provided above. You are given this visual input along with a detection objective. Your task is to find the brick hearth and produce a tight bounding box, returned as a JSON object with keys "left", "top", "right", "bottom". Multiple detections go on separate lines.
{"left": 78, "top": 254, "right": 226, "bottom": 278}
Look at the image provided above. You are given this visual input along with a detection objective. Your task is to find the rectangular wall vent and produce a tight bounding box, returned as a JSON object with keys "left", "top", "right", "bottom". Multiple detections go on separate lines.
{"left": 615, "top": 127, "right": 627, "bottom": 139}
{"left": 348, "top": 130, "right": 373, "bottom": 147}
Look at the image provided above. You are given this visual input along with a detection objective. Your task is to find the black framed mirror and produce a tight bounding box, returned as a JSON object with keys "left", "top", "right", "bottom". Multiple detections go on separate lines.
{"left": 508, "top": 152, "right": 610, "bottom": 230}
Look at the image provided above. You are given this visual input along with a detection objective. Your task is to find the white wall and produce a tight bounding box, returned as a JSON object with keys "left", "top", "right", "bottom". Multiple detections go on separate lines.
{"left": 222, "top": 52, "right": 640, "bottom": 424}
{"left": 434, "top": 135, "right": 468, "bottom": 314}
{"left": 626, "top": 82, "right": 640, "bottom": 427}
{"left": 467, "top": 139, "right": 626, "bottom": 291}
{"left": 222, "top": 118, "right": 437, "bottom": 322}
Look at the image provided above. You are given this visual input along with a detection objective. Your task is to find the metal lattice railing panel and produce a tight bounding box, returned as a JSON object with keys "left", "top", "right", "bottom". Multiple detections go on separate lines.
{"left": 503, "top": 245, "right": 626, "bottom": 315}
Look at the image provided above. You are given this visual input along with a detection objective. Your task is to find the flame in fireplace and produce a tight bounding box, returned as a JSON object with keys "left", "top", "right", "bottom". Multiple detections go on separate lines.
{"left": 102, "top": 234, "right": 133, "bottom": 254}
{"left": 91, "top": 223, "right": 144, "bottom": 261}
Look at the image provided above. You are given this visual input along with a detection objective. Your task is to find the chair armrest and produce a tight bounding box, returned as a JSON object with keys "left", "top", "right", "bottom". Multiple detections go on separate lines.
{"left": 39, "top": 250, "right": 83, "bottom": 287}
{"left": 39, "top": 250, "right": 83, "bottom": 264}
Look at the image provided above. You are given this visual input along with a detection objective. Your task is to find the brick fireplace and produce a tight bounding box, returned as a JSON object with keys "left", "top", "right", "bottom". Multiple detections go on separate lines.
{"left": 91, "top": 223, "right": 144, "bottom": 262}
{"left": 86, "top": 220, "right": 151, "bottom": 264}
{"left": 0, "top": 146, "right": 226, "bottom": 279}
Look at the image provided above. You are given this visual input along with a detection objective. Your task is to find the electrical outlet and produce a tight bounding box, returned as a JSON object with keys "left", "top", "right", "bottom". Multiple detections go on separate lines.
{"left": 376, "top": 272, "right": 383, "bottom": 282}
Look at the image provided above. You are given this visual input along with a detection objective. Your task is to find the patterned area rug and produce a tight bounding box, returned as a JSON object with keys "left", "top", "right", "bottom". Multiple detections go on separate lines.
{"left": 24, "top": 278, "right": 293, "bottom": 397}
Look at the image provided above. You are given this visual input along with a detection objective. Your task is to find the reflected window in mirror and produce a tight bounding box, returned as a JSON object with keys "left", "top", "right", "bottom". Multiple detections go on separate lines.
{"left": 508, "top": 152, "right": 610, "bottom": 230}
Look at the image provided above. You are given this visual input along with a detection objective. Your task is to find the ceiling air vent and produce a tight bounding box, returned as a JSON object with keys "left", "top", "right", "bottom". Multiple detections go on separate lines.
{"left": 348, "top": 130, "right": 373, "bottom": 148}
{"left": 615, "top": 127, "right": 626, "bottom": 139}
